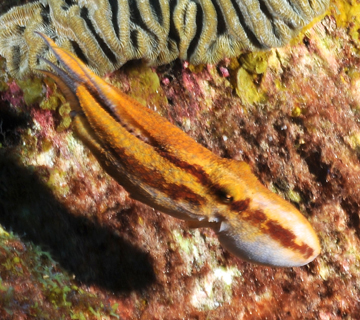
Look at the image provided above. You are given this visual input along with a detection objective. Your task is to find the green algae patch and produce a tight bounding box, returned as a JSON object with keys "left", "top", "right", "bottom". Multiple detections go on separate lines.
{"left": 239, "top": 52, "right": 270, "bottom": 75}
{"left": 228, "top": 57, "right": 241, "bottom": 71}
{"left": 172, "top": 229, "right": 203, "bottom": 264}
{"left": 16, "top": 77, "right": 44, "bottom": 105}
{"left": 0, "top": 79, "right": 9, "bottom": 92}
{"left": 0, "top": 78, "right": 8, "bottom": 92}
{"left": 57, "top": 116, "right": 72, "bottom": 132}
{"left": 20, "top": 127, "right": 39, "bottom": 160}
{"left": 127, "top": 64, "right": 168, "bottom": 113}
{"left": 41, "top": 139, "right": 53, "bottom": 153}
{"left": 287, "top": 189, "right": 302, "bottom": 204}
{"left": 40, "top": 89, "right": 73, "bottom": 132}
{"left": 40, "top": 95, "right": 61, "bottom": 111}
{"left": 234, "top": 67, "right": 265, "bottom": 105}
{"left": 59, "top": 103, "right": 71, "bottom": 117}
{"left": 292, "top": 106, "right": 302, "bottom": 117}
{"left": 0, "top": 57, "right": 9, "bottom": 92}
{"left": 128, "top": 64, "right": 161, "bottom": 94}
{"left": 233, "top": 52, "right": 269, "bottom": 105}
{"left": 57, "top": 103, "right": 72, "bottom": 132}
{"left": 47, "top": 168, "right": 70, "bottom": 197}
{"left": 345, "top": 131, "right": 360, "bottom": 154}
{"left": 188, "top": 64, "right": 206, "bottom": 74}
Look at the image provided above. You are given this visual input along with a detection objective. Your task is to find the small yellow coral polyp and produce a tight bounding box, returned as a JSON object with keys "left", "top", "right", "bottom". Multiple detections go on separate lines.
{"left": 36, "top": 32, "right": 320, "bottom": 267}
{"left": 0, "top": 0, "right": 329, "bottom": 77}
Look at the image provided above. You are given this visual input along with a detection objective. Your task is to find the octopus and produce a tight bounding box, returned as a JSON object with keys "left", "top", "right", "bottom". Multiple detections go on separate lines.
{"left": 33, "top": 31, "right": 321, "bottom": 267}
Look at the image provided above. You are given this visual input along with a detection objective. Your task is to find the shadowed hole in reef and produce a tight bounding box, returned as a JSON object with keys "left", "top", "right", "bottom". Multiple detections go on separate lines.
{"left": 299, "top": 148, "right": 330, "bottom": 185}
{"left": 341, "top": 198, "right": 360, "bottom": 240}
{"left": 0, "top": 101, "right": 31, "bottom": 148}
{"left": 0, "top": 155, "right": 156, "bottom": 293}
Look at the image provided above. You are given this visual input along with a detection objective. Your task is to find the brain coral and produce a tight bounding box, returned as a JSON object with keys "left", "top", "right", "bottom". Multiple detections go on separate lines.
{"left": 0, "top": 0, "right": 328, "bottom": 77}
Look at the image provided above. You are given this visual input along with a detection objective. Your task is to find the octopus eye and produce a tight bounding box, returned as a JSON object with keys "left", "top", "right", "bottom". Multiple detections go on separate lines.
{"left": 217, "top": 189, "right": 234, "bottom": 204}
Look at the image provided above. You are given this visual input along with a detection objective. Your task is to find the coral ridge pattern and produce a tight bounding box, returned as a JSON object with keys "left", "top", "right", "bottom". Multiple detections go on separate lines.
{"left": 0, "top": 0, "right": 329, "bottom": 77}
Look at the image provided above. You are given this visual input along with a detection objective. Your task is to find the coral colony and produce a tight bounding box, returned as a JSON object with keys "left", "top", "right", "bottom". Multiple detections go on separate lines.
{"left": 0, "top": 0, "right": 328, "bottom": 77}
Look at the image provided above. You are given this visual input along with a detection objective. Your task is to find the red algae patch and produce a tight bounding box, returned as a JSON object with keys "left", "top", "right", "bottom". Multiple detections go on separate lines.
{"left": 1, "top": 0, "right": 360, "bottom": 319}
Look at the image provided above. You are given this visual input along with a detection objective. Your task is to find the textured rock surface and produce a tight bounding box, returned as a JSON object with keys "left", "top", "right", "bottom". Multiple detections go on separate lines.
{"left": 1, "top": 0, "right": 360, "bottom": 319}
